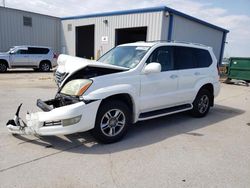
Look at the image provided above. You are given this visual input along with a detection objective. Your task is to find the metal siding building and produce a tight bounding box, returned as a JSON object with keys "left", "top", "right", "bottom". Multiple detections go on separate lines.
{"left": 0, "top": 7, "right": 61, "bottom": 53}
{"left": 61, "top": 6, "right": 229, "bottom": 63}
{"left": 61, "top": 11, "right": 165, "bottom": 58}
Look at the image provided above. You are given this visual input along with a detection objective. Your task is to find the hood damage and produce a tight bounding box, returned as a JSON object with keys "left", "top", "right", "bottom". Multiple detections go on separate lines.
{"left": 6, "top": 54, "right": 126, "bottom": 135}
{"left": 55, "top": 54, "right": 128, "bottom": 86}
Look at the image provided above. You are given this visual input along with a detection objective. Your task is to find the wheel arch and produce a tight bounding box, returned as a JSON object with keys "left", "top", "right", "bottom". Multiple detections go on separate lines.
{"left": 40, "top": 59, "right": 51, "bottom": 68}
{"left": 196, "top": 83, "right": 214, "bottom": 106}
{"left": 0, "top": 59, "right": 9, "bottom": 68}
{"left": 99, "top": 93, "right": 136, "bottom": 123}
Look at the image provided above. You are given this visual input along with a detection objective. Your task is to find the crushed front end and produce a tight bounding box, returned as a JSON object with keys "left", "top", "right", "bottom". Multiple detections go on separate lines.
{"left": 6, "top": 94, "right": 101, "bottom": 135}
{"left": 6, "top": 76, "right": 101, "bottom": 136}
{"left": 6, "top": 54, "right": 126, "bottom": 136}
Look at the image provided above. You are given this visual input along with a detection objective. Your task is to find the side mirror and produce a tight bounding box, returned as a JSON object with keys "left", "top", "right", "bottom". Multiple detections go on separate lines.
{"left": 143, "top": 62, "right": 161, "bottom": 74}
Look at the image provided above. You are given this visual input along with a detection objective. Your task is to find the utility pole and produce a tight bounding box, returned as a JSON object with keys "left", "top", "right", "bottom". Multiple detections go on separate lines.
{"left": 2, "top": 0, "right": 5, "bottom": 7}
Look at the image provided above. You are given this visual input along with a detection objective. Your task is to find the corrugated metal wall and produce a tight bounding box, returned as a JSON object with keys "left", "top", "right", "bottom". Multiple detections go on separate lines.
{"left": 0, "top": 7, "right": 61, "bottom": 53}
{"left": 171, "top": 15, "right": 224, "bottom": 60}
{"left": 61, "top": 11, "right": 165, "bottom": 58}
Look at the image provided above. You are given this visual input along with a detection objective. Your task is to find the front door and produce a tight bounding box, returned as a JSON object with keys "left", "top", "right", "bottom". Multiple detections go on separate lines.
{"left": 139, "top": 46, "right": 179, "bottom": 112}
{"left": 10, "top": 48, "right": 30, "bottom": 67}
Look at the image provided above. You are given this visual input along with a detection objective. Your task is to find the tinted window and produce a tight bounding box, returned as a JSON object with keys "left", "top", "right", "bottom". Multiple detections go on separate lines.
{"left": 16, "top": 49, "right": 28, "bottom": 54}
{"left": 174, "top": 46, "right": 196, "bottom": 70}
{"left": 146, "top": 46, "right": 173, "bottom": 71}
{"left": 28, "top": 48, "right": 49, "bottom": 54}
{"left": 193, "top": 49, "right": 212, "bottom": 68}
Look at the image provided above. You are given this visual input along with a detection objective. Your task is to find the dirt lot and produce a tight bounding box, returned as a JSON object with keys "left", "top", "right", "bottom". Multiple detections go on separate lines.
{"left": 0, "top": 70, "right": 250, "bottom": 188}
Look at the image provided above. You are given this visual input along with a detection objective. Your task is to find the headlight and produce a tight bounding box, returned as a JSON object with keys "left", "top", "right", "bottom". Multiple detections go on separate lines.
{"left": 62, "top": 115, "right": 82, "bottom": 126}
{"left": 60, "top": 79, "right": 92, "bottom": 96}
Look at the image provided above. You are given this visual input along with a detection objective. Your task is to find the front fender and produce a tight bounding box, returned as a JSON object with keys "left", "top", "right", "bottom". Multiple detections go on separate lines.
{"left": 83, "top": 84, "right": 139, "bottom": 122}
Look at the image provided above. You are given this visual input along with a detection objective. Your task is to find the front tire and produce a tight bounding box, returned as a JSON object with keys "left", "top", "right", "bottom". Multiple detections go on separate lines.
{"left": 0, "top": 62, "right": 7, "bottom": 73}
{"left": 92, "top": 100, "right": 131, "bottom": 144}
{"left": 191, "top": 89, "right": 212, "bottom": 118}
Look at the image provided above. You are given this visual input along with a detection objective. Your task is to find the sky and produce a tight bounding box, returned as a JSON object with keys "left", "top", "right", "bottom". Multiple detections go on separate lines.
{"left": 1, "top": 0, "right": 250, "bottom": 57}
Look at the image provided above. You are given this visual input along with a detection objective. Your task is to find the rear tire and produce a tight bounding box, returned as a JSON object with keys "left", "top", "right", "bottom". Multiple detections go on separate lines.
{"left": 191, "top": 89, "right": 212, "bottom": 118}
{"left": 0, "top": 62, "right": 7, "bottom": 73}
{"left": 92, "top": 100, "right": 131, "bottom": 144}
{"left": 39, "top": 61, "right": 51, "bottom": 72}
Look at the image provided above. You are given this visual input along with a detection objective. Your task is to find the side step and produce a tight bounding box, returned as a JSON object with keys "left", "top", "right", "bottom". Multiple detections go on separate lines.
{"left": 138, "top": 104, "right": 193, "bottom": 121}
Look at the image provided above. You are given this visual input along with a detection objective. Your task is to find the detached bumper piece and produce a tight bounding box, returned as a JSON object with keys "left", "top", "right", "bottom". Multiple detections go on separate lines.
{"left": 6, "top": 103, "right": 41, "bottom": 135}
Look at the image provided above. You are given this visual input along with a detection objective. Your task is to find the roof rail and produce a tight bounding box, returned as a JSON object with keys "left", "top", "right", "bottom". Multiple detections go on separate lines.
{"left": 146, "top": 40, "right": 210, "bottom": 48}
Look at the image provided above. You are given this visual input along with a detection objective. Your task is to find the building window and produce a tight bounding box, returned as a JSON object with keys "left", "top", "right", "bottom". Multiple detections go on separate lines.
{"left": 68, "top": 24, "right": 72, "bottom": 31}
{"left": 23, "top": 16, "right": 32, "bottom": 27}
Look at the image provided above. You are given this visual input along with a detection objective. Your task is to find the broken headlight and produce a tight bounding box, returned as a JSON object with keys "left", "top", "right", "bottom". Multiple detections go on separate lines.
{"left": 60, "top": 79, "right": 92, "bottom": 96}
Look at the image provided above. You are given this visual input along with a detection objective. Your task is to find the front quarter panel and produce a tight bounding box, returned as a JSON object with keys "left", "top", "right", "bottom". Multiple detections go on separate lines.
{"left": 83, "top": 74, "right": 140, "bottom": 122}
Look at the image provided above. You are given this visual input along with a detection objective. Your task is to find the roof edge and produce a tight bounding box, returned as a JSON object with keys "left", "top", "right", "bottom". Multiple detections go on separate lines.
{"left": 0, "top": 6, "right": 60, "bottom": 19}
{"left": 61, "top": 6, "right": 229, "bottom": 33}
{"left": 61, "top": 6, "right": 165, "bottom": 20}
{"left": 164, "top": 7, "right": 229, "bottom": 33}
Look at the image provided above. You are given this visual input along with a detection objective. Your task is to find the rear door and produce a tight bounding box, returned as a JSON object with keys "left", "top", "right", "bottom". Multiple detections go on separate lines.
{"left": 174, "top": 46, "right": 212, "bottom": 103}
{"left": 28, "top": 47, "right": 50, "bottom": 66}
{"left": 140, "top": 46, "right": 179, "bottom": 112}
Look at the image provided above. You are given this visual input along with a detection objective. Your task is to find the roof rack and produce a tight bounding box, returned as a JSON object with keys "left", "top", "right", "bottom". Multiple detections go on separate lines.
{"left": 145, "top": 40, "right": 210, "bottom": 48}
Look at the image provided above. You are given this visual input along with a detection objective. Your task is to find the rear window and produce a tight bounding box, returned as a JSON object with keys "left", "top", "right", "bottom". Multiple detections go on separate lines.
{"left": 193, "top": 48, "right": 212, "bottom": 68}
{"left": 28, "top": 47, "right": 49, "bottom": 54}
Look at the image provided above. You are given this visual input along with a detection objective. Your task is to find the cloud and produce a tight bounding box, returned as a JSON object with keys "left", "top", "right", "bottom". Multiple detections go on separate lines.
{"left": 3, "top": 0, "right": 250, "bottom": 57}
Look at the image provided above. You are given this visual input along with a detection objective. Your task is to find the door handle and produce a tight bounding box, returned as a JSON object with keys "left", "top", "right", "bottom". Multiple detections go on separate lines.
{"left": 170, "top": 74, "right": 178, "bottom": 79}
{"left": 194, "top": 72, "right": 201, "bottom": 76}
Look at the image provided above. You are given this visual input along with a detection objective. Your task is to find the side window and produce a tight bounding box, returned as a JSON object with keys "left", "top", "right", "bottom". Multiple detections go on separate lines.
{"left": 28, "top": 48, "right": 49, "bottom": 54}
{"left": 194, "top": 49, "right": 212, "bottom": 68}
{"left": 146, "top": 46, "right": 173, "bottom": 71}
{"left": 173, "top": 46, "right": 197, "bottom": 70}
{"left": 15, "top": 49, "right": 28, "bottom": 54}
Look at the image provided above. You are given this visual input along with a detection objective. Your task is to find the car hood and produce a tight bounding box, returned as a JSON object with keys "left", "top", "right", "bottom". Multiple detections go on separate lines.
{"left": 56, "top": 54, "right": 129, "bottom": 74}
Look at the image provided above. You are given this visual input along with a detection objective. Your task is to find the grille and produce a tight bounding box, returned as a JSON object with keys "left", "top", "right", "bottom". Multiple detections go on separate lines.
{"left": 55, "top": 71, "right": 67, "bottom": 85}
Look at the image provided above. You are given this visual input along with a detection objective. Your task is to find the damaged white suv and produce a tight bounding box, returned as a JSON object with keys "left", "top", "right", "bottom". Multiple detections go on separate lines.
{"left": 7, "top": 42, "right": 220, "bottom": 143}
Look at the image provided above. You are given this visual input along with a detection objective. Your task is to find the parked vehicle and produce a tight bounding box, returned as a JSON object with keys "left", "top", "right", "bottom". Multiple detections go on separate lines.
{"left": 0, "top": 46, "right": 57, "bottom": 72}
{"left": 7, "top": 41, "right": 220, "bottom": 143}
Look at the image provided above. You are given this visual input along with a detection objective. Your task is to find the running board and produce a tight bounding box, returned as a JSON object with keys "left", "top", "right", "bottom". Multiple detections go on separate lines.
{"left": 138, "top": 104, "right": 193, "bottom": 121}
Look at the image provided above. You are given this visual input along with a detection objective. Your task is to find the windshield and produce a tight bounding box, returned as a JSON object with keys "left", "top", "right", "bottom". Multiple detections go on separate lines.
{"left": 98, "top": 46, "right": 150, "bottom": 69}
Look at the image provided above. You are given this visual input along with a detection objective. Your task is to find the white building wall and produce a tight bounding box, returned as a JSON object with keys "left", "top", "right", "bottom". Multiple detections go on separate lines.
{"left": 0, "top": 7, "right": 61, "bottom": 53}
{"left": 61, "top": 11, "right": 165, "bottom": 58}
{"left": 171, "top": 15, "right": 224, "bottom": 60}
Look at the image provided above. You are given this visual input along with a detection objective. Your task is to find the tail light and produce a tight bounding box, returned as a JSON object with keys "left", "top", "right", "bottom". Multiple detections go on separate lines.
{"left": 53, "top": 53, "right": 58, "bottom": 59}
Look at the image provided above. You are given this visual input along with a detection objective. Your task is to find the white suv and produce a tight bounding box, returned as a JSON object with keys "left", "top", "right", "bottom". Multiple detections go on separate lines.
{"left": 0, "top": 46, "right": 57, "bottom": 72}
{"left": 7, "top": 42, "right": 220, "bottom": 143}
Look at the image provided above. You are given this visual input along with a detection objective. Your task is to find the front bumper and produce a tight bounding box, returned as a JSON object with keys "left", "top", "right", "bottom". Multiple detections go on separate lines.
{"left": 6, "top": 100, "right": 101, "bottom": 136}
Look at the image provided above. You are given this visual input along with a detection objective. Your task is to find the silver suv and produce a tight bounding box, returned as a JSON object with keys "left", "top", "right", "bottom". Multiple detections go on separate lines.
{"left": 0, "top": 46, "right": 57, "bottom": 72}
